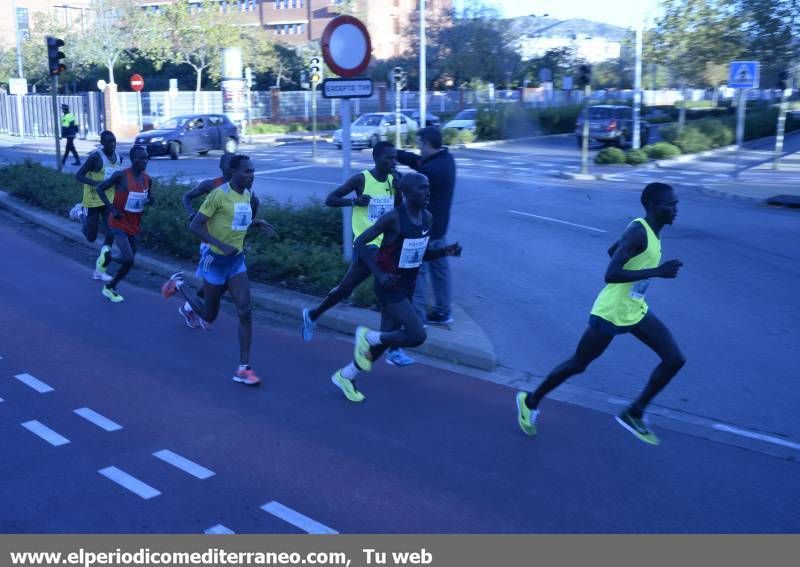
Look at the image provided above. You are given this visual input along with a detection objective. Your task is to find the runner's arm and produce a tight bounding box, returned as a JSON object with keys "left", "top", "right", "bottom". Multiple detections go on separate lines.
{"left": 250, "top": 193, "right": 260, "bottom": 218}
{"left": 182, "top": 179, "right": 216, "bottom": 218}
{"left": 95, "top": 171, "right": 123, "bottom": 208}
{"left": 354, "top": 212, "right": 397, "bottom": 279}
{"left": 605, "top": 224, "right": 660, "bottom": 283}
{"left": 74, "top": 153, "right": 102, "bottom": 186}
{"left": 325, "top": 173, "right": 367, "bottom": 207}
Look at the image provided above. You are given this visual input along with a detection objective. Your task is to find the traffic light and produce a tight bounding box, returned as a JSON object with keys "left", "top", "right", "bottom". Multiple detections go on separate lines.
{"left": 777, "top": 70, "right": 789, "bottom": 91}
{"left": 392, "top": 67, "right": 406, "bottom": 89}
{"left": 309, "top": 57, "right": 322, "bottom": 85}
{"left": 46, "top": 36, "right": 66, "bottom": 76}
{"left": 577, "top": 64, "right": 592, "bottom": 88}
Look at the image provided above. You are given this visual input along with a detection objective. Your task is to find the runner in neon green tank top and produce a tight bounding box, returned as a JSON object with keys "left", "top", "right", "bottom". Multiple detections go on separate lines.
{"left": 515, "top": 183, "right": 686, "bottom": 445}
{"left": 300, "top": 142, "right": 417, "bottom": 367}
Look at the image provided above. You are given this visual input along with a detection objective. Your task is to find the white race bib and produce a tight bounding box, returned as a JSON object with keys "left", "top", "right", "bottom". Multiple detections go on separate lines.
{"left": 231, "top": 202, "right": 252, "bottom": 231}
{"left": 367, "top": 196, "right": 394, "bottom": 224}
{"left": 629, "top": 279, "right": 651, "bottom": 300}
{"left": 398, "top": 236, "right": 429, "bottom": 269}
{"left": 124, "top": 191, "right": 147, "bottom": 213}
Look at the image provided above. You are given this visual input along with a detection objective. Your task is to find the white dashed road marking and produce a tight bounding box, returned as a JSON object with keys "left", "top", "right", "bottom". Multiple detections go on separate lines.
{"left": 204, "top": 524, "right": 235, "bottom": 534}
{"left": 509, "top": 210, "right": 607, "bottom": 233}
{"left": 74, "top": 407, "right": 123, "bottom": 432}
{"left": 14, "top": 373, "right": 54, "bottom": 393}
{"left": 153, "top": 449, "right": 215, "bottom": 479}
{"left": 712, "top": 424, "right": 800, "bottom": 451}
{"left": 261, "top": 501, "right": 338, "bottom": 534}
{"left": 98, "top": 467, "right": 161, "bottom": 500}
{"left": 21, "top": 420, "right": 70, "bottom": 446}
{"left": 254, "top": 165, "right": 315, "bottom": 175}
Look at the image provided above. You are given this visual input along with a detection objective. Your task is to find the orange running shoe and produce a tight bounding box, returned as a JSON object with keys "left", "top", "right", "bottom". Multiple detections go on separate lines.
{"left": 161, "top": 272, "right": 184, "bottom": 299}
{"left": 233, "top": 367, "right": 261, "bottom": 386}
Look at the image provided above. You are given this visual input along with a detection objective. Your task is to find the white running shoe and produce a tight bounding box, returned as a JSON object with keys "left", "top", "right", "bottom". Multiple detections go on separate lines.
{"left": 69, "top": 203, "right": 85, "bottom": 222}
{"left": 92, "top": 269, "right": 112, "bottom": 282}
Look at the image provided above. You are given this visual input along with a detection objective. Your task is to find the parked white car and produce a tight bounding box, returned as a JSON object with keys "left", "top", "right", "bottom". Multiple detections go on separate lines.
{"left": 332, "top": 112, "right": 418, "bottom": 149}
{"left": 443, "top": 108, "right": 477, "bottom": 132}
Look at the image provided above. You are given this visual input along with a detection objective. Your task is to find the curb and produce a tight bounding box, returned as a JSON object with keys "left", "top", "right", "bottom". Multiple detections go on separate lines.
{"left": 698, "top": 185, "right": 767, "bottom": 204}
{"left": 0, "top": 191, "right": 497, "bottom": 371}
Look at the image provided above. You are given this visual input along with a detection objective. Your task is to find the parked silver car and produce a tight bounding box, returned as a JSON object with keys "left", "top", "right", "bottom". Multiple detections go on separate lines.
{"left": 575, "top": 105, "right": 649, "bottom": 148}
{"left": 332, "top": 112, "right": 418, "bottom": 149}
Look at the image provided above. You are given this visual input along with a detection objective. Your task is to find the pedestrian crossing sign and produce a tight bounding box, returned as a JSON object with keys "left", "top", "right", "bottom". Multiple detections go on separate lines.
{"left": 728, "top": 61, "right": 759, "bottom": 88}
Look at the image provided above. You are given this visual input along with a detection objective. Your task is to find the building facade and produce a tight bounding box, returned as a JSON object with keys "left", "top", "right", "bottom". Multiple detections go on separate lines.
{"left": 1, "top": 0, "right": 92, "bottom": 49}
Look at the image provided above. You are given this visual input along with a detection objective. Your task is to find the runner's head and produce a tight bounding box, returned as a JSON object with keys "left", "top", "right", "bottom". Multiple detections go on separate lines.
{"left": 220, "top": 152, "right": 235, "bottom": 180}
{"left": 416, "top": 127, "right": 442, "bottom": 159}
{"left": 99, "top": 130, "right": 116, "bottom": 155}
{"left": 372, "top": 141, "right": 396, "bottom": 174}
{"left": 641, "top": 182, "right": 678, "bottom": 225}
{"left": 399, "top": 172, "right": 430, "bottom": 210}
{"left": 129, "top": 145, "right": 149, "bottom": 172}
{"left": 229, "top": 154, "right": 254, "bottom": 191}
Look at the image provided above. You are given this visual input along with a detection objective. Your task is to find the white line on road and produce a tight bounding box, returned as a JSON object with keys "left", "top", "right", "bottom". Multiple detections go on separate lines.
{"left": 74, "top": 408, "right": 122, "bottom": 432}
{"left": 21, "top": 420, "right": 70, "bottom": 446}
{"left": 254, "top": 165, "right": 315, "bottom": 175}
{"left": 712, "top": 424, "right": 800, "bottom": 451}
{"left": 153, "top": 449, "right": 215, "bottom": 479}
{"left": 258, "top": 176, "right": 337, "bottom": 186}
{"left": 98, "top": 466, "right": 161, "bottom": 499}
{"left": 509, "top": 210, "right": 607, "bottom": 233}
{"left": 260, "top": 501, "right": 338, "bottom": 534}
{"left": 204, "top": 524, "right": 235, "bottom": 534}
{"left": 14, "top": 373, "right": 54, "bottom": 393}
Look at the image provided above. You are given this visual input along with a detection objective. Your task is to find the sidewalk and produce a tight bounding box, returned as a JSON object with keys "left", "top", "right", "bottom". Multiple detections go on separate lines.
{"left": 0, "top": 190, "right": 496, "bottom": 371}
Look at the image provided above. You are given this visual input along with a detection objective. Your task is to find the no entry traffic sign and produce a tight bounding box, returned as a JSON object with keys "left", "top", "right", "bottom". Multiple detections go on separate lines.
{"left": 321, "top": 16, "right": 371, "bottom": 78}
{"left": 130, "top": 73, "right": 144, "bottom": 92}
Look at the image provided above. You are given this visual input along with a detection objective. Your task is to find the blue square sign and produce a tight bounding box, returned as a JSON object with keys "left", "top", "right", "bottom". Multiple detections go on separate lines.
{"left": 728, "top": 61, "right": 759, "bottom": 89}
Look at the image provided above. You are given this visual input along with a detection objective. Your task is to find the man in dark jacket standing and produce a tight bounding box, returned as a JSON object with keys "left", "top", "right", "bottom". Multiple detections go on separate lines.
{"left": 396, "top": 126, "right": 457, "bottom": 324}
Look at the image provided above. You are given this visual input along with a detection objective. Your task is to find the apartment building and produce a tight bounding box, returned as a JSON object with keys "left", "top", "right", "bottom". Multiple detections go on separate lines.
{"left": 1, "top": 0, "right": 92, "bottom": 49}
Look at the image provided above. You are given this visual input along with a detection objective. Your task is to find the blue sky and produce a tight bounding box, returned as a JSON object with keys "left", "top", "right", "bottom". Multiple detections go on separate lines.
{"left": 458, "top": 0, "right": 662, "bottom": 29}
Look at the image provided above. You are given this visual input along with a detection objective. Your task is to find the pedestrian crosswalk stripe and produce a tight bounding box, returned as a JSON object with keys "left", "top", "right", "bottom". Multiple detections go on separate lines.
{"left": 21, "top": 420, "right": 70, "bottom": 446}
{"left": 14, "top": 373, "right": 54, "bottom": 393}
{"left": 74, "top": 407, "right": 123, "bottom": 432}
{"left": 98, "top": 466, "right": 161, "bottom": 500}
{"left": 153, "top": 449, "right": 215, "bottom": 479}
{"left": 261, "top": 501, "right": 338, "bottom": 534}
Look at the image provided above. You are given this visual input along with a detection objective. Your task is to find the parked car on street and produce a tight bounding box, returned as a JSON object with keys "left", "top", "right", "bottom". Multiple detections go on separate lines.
{"left": 135, "top": 114, "right": 239, "bottom": 159}
{"left": 575, "top": 105, "right": 649, "bottom": 148}
{"left": 400, "top": 109, "right": 441, "bottom": 128}
{"left": 443, "top": 108, "right": 477, "bottom": 132}
{"left": 332, "top": 112, "right": 418, "bottom": 149}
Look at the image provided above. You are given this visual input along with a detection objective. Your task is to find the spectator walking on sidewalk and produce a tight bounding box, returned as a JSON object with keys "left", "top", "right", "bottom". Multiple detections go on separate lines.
{"left": 396, "top": 127, "right": 457, "bottom": 325}
{"left": 61, "top": 104, "right": 80, "bottom": 166}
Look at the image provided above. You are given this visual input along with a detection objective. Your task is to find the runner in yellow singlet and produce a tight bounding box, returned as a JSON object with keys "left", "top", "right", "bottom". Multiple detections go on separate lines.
{"left": 516, "top": 183, "right": 686, "bottom": 445}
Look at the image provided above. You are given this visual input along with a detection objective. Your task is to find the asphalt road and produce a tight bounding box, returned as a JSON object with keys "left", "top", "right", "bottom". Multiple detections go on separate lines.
{"left": 1, "top": 134, "right": 798, "bottom": 444}
{"left": 1, "top": 214, "right": 798, "bottom": 533}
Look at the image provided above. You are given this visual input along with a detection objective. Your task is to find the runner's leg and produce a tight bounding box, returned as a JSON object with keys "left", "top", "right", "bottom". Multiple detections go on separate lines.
{"left": 628, "top": 312, "right": 686, "bottom": 417}
{"left": 107, "top": 235, "right": 136, "bottom": 289}
{"left": 527, "top": 326, "right": 614, "bottom": 409}
{"left": 225, "top": 272, "right": 253, "bottom": 367}
{"left": 309, "top": 251, "right": 373, "bottom": 321}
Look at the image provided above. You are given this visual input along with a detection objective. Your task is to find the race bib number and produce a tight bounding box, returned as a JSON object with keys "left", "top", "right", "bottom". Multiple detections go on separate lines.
{"left": 124, "top": 191, "right": 147, "bottom": 213}
{"left": 367, "top": 196, "right": 394, "bottom": 224}
{"left": 629, "top": 279, "right": 651, "bottom": 300}
{"left": 398, "top": 236, "right": 429, "bottom": 269}
{"left": 231, "top": 202, "right": 252, "bottom": 231}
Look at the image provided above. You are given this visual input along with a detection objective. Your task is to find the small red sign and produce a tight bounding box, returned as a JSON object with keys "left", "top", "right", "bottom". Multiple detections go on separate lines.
{"left": 130, "top": 74, "right": 144, "bottom": 92}
{"left": 321, "top": 16, "right": 372, "bottom": 79}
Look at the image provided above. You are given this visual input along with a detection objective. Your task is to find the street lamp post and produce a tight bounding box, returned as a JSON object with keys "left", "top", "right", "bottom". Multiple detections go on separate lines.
{"left": 632, "top": 10, "right": 643, "bottom": 150}
{"left": 419, "top": 0, "right": 426, "bottom": 134}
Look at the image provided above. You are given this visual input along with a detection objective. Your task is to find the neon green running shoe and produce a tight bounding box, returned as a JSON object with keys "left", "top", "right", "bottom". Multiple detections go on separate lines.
{"left": 102, "top": 286, "right": 124, "bottom": 303}
{"left": 95, "top": 245, "right": 111, "bottom": 275}
{"left": 615, "top": 410, "right": 660, "bottom": 445}
{"left": 331, "top": 370, "right": 365, "bottom": 403}
{"left": 353, "top": 326, "right": 373, "bottom": 372}
{"left": 515, "top": 391, "right": 539, "bottom": 437}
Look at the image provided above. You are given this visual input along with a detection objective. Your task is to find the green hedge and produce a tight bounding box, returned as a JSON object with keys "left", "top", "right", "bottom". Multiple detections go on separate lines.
{"left": 644, "top": 142, "right": 681, "bottom": 160}
{"left": 674, "top": 127, "right": 712, "bottom": 153}
{"left": 475, "top": 104, "right": 582, "bottom": 140}
{"left": 0, "top": 161, "right": 377, "bottom": 308}
{"left": 625, "top": 149, "right": 649, "bottom": 165}
{"left": 594, "top": 147, "right": 626, "bottom": 165}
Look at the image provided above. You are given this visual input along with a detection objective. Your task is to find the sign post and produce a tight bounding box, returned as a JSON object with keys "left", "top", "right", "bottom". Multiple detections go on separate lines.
{"left": 130, "top": 73, "right": 144, "bottom": 132}
{"left": 728, "top": 61, "right": 759, "bottom": 178}
{"left": 321, "top": 15, "right": 372, "bottom": 261}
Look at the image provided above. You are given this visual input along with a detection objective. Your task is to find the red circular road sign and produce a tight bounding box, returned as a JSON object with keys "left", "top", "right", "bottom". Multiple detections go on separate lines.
{"left": 130, "top": 74, "right": 144, "bottom": 92}
{"left": 321, "top": 16, "right": 372, "bottom": 78}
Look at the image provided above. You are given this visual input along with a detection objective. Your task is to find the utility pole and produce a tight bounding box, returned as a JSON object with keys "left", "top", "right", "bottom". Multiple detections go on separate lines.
{"left": 392, "top": 67, "right": 406, "bottom": 147}
{"left": 46, "top": 36, "right": 66, "bottom": 171}
{"left": 419, "top": 0, "right": 426, "bottom": 133}
{"left": 309, "top": 57, "right": 322, "bottom": 159}
{"left": 774, "top": 71, "right": 792, "bottom": 170}
{"left": 632, "top": 9, "right": 643, "bottom": 149}
{"left": 578, "top": 65, "right": 592, "bottom": 175}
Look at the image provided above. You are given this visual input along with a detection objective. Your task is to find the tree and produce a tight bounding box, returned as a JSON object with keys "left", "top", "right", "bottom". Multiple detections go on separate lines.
{"left": 139, "top": 0, "right": 241, "bottom": 92}
{"left": 736, "top": 0, "right": 799, "bottom": 87}
{"left": 650, "top": 0, "right": 745, "bottom": 87}
{"left": 71, "top": 0, "right": 134, "bottom": 86}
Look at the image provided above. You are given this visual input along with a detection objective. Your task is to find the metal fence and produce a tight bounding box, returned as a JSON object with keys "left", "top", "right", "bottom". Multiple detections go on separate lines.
{"left": 0, "top": 92, "right": 103, "bottom": 138}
